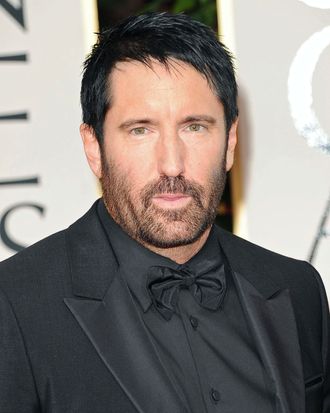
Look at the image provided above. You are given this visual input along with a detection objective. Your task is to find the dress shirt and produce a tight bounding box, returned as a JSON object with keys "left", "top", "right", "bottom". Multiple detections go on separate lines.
{"left": 97, "top": 199, "right": 275, "bottom": 413}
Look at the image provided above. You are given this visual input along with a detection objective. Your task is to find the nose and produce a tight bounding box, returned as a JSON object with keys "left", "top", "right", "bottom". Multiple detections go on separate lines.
{"left": 156, "top": 131, "right": 185, "bottom": 177}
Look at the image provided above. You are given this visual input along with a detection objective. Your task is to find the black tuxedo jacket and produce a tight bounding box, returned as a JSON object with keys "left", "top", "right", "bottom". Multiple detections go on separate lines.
{"left": 0, "top": 201, "right": 329, "bottom": 413}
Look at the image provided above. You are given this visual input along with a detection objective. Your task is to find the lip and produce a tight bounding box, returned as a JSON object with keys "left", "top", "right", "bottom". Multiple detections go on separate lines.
{"left": 153, "top": 193, "right": 190, "bottom": 201}
{"left": 152, "top": 193, "right": 191, "bottom": 207}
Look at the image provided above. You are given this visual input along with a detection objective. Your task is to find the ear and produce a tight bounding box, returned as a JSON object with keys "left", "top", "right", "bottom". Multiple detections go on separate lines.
{"left": 225, "top": 118, "right": 238, "bottom": 172}
{"left": 80, "top": 124, "right": 102, "bottom": 178}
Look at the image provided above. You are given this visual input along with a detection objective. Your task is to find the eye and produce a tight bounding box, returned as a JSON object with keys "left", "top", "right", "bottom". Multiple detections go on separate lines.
{"left": 187, "top": 124, "right": 206, "bottom": 132}
{"left": 131, "top": 127, "right": 148, "bottom": 136}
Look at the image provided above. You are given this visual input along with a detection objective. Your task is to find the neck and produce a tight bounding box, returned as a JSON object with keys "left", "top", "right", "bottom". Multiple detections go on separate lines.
{"left": 142, "top": 227, "right": 212, "bottom": 264}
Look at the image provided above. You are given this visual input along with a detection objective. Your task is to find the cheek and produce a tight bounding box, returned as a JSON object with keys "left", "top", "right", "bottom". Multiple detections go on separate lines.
{"left": 188, "top": 144, "right": 224, "bottom": 181}
{"left": 108, "top": 140, "right": 156, "bottom": 177}
{"left": 113, "top": 157, "right": 154, "bottom": 196}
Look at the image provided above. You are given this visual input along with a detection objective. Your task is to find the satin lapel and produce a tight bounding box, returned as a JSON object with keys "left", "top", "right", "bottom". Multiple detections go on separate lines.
{"left": 64, "top": 274, "right": 187, "bottom": 413}
{"left": 231, "top": 271, "right": 305, "bottom": 413}
{"left": 64, "top": 203, "right": 187, "bottom": 413}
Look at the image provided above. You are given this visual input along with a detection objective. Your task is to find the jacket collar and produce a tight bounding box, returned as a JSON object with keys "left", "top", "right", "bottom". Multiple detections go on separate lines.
{"left": 215, "top": 225, "right": 282, "bottom": 299}
{"left": 65, "top": 200, "right": 118, "bottom": 300}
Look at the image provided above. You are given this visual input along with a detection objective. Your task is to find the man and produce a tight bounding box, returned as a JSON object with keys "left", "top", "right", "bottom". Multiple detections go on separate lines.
{"left": 0, "top": 12, "right": 329, "bottom": 413}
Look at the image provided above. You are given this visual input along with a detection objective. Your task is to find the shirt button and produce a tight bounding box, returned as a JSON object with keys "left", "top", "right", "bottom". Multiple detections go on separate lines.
{"left": 189, "top": 315, "right": 198, "bottom": 330}
{"left": 210, "top": 388, "right": 221, "bottom": 403}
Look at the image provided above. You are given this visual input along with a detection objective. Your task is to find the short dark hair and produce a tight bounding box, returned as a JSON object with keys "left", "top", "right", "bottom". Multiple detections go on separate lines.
{"left": 81, "top": 12, "right": 238, "bottom": 144}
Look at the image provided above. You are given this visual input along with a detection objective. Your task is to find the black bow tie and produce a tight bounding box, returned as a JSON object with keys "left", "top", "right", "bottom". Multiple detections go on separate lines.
{"left": 146, "top": 262, "right": 227, "bottom": 320}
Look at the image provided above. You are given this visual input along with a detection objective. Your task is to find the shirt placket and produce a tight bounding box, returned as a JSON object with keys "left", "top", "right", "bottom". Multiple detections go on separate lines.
{"left": 177, "top": 289, "right": 221, "bottom": 413}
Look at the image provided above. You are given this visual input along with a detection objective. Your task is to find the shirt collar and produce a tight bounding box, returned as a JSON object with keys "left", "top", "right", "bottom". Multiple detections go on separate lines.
{"left": 97, "top": 198, "right": 222, "bottom": 312}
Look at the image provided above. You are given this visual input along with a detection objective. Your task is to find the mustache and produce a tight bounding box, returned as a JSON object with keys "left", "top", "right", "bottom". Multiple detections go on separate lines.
{"left": 141, "top": 176, "right": 205, "bottom": 209}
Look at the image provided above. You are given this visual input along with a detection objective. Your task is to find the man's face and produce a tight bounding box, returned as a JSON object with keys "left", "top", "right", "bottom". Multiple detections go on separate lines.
{"left": 84, "top": 59, "right": 237, "bottom": 248}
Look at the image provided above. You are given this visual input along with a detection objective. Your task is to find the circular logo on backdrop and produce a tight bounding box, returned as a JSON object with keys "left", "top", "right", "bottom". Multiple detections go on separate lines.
{"left": 288, "top": 26, "right": 330, "bottom": 154}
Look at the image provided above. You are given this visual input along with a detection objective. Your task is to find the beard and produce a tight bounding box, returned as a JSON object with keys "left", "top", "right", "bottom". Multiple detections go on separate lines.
{"left": 100, "top": 153, "right": 227, "bottom": 249}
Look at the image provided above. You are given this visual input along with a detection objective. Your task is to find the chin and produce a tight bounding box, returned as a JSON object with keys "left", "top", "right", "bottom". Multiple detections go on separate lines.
{"left": 139, "top": 222, "right": 206, "bottom": 249}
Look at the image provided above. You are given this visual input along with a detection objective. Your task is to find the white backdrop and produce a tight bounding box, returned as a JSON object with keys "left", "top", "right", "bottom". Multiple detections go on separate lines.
{"left": 0, "top": 0, "right": 99, "bottom": 260}
{"left": 218, "top": 0, "right": 330, "bottom": 293}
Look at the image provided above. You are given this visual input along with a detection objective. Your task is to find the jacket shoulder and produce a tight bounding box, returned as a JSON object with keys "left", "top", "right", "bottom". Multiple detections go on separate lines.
{"left": 216, "top": 226, "right": 318, "bottom": 284}
{"left": 0, "top": 230, "right": 67, "bottom": 293}
{"left": 0, "top": 202, "right": 99, "bottom": 293}
{"left": 217, "top": 226, "right": 325, "bottom": 322}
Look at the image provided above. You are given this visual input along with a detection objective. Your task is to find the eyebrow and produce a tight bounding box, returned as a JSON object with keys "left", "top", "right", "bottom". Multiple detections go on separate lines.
{"left": 180, "top": 115, "right": 217, "bottom": 125}
{"left": 118, "top": 115, "right": 217, "bottom": 130}
{"left": 118, "top": 119, "right": 157, "bottom": 130}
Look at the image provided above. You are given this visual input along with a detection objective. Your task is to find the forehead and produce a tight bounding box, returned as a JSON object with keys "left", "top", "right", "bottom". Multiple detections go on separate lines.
{"left": 107, "top": 59, "right": 223, "bottom": 115}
